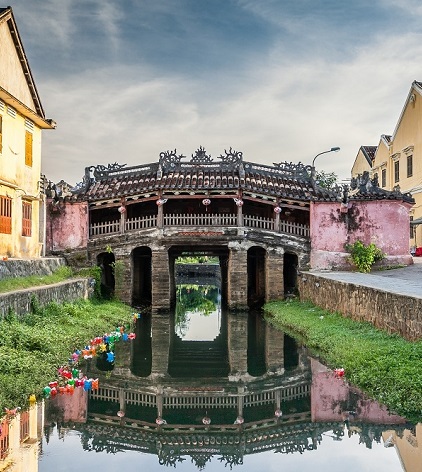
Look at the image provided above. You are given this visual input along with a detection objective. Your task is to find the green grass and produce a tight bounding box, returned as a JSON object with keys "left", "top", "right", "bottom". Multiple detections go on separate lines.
{"left": 0, "top": 266, "right": 74, "bottom": 293}
{"left": 0, "top": 299, "right": 133, "bottom": 412}
{"left": 264, "top": 299, "right": 422, "bottom": 424}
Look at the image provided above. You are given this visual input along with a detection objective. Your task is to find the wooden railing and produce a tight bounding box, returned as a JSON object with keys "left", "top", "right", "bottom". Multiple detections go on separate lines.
{"left": 89, "top": 213, "right": 310, "bottom": 239}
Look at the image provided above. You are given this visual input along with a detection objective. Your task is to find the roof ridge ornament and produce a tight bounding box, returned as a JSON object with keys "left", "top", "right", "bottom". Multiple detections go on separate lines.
{"left": 191, "top": 145, "right": 213, "bottom": 164}
{"left": 159, "top": 149, "right": 186, "bottom": 171}
{"left": 217, "top": 147, "right": 243, "bottom": 169}
{"left": 273, "top": 161, "right": 312, "bottom": 179}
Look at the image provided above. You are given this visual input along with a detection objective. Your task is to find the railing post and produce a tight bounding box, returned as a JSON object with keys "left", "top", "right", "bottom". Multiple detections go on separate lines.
{"left": 120, "top": 210, "right": 126, "bottom": 234}
{"left": 157, "top": 205, "right": 163, "bottom": 229}
{"left": 275, "top": 212, "right": 280, "bottom": 232}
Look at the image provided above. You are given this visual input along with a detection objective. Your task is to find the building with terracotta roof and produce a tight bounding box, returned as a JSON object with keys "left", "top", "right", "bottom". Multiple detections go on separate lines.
{"left": 0, "top": 6, "right": 55, "bottom": 258}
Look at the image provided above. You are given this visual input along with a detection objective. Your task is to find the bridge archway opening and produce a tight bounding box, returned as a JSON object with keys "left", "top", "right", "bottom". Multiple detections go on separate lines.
{"left": 284, "top": 252, "right": 298, "bottom": 296}
{"left": 97, "top": 252, "right": 115, "bottom": 299}
{"left": 168, "top": 246, "right": 229, "bottom": 307}
{"left": 132, "top": 247, "right": 152, "bottom": 306}
{"left": 247, "top": 246, "right": 266, "bottom": 307}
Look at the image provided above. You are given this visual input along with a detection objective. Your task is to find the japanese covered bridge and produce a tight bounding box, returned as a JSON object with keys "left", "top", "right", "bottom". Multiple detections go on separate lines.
{"left": 47, "top": 147, "right": 413, "bottom": 310}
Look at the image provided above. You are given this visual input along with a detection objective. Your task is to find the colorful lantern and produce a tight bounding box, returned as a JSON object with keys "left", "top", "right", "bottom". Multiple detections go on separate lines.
{"left": 202, "top": 198, "right": 211, "bottom": 206}
{"left": 274, "top": 206, "right": 282, "bottom": 214}
{"left": 128, "top": 333, "right": 136, "bottom": 340}
{"left": 106, "top": 352, "right": 115, "bottom": 363}
{"left": 233, "top": 198, "right": 244, "bottom": 207}
{"left": 156, "top": 198, "right": 168, "bottom": 206}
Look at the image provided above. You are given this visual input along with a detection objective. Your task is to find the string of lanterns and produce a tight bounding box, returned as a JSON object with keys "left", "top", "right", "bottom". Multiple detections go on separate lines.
{"left": 42, "top": 315, "right": 140, "bottom": 399}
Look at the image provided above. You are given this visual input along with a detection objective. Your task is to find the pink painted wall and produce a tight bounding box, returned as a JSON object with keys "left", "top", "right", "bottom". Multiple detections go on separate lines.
{"left": 310, "top": 200, "right": 413, "bottom": 270}
{"left": 46, "top": 200, "right": 88, "bottom": 253}
{"left": 310, "top": 358, "right": 405, "bottom": 424}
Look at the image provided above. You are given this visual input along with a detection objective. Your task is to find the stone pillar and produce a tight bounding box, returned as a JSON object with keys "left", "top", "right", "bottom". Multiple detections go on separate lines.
{"left": 151, "top": 313, "right": 170, "bottom": 377}
{"left": 227, "top": 311, "right": 248, "bottom": 379}
{"left": 151, "top": 247, "right": 171, "bottom": 310}
{"left": 265, "top": 322, "right": 284, "bottom": 374}
{"left": 227, "top": 244, "right": 248, "bottom": 310}
{"left": 265, "top": 247, "right": 284, "bottom": 302}
{"left": 114, "top": 254, "right": 132, "bottom": 305}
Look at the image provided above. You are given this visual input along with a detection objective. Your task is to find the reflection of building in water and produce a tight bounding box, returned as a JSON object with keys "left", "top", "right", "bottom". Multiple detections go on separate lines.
{"left": 382, "top": 424, "right": 422, "bottom": 471}
{"left": 42, "top": 311, "right": 419, "bottom": 469}
{"left": 0, "top": 402, "right": 41, "bottom": 472}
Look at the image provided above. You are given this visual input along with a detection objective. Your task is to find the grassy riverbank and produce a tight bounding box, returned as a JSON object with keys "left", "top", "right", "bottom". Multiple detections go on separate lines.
{"left": 0, "top": 299, "right": 133, "bottom": 412}
{"left": 264, "top": 299, "right": 422, "bottom": 424}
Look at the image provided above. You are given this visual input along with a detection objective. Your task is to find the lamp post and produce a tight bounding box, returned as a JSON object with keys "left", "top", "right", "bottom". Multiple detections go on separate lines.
{"left": 311, "top": 147, "right": 340, "bottom": 179}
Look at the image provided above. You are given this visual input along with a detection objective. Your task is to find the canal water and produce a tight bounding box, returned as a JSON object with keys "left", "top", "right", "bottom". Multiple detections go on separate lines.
{"left": 36, "top": 281, "right": 417, "bottom": 471}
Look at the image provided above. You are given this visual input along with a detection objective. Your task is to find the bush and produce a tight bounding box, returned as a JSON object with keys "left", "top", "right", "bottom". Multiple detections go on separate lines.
{"left": 345, "top": 240, "right": 384, "bottom": 273}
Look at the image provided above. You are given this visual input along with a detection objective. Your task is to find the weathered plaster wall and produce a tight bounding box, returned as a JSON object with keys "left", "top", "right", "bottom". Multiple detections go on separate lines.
{"left": 298, "top": 272, "right": 421, "bottom": 341}
{"left": 0, "top": 278, "right": 93, "bottom": 318}
{"left": 46, "top": 200, "right": 88, "bottom": 253}
{"left": 310, "top": 200, "right": 413, "bottom": 270}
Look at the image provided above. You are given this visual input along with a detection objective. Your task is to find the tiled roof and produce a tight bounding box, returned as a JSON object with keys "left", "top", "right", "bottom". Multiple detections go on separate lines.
{"left": 81, "top": 158, "right": 335, "bottom": 203}
{"left": 70, "top": 149, "right": 414, "bottom": 205}
{"left": 360, "top": 146, "right": 377, "bottom": 166}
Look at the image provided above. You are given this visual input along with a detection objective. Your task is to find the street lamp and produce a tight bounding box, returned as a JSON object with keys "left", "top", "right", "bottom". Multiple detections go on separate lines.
{"left": 310, "top": 147, "right": 340, "bottom": 181}
{"left": 312, "top": 147, "right": 340, "bottom": 168}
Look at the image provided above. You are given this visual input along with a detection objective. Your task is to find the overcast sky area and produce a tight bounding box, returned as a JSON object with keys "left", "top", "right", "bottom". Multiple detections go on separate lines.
{"left": 8, "top": 0, "right": 422, "bottom": 185}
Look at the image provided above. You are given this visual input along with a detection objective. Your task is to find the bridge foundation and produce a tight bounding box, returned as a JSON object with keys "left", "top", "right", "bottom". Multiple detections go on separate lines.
{"left": 266, "top": 247, "right": 284, "bottom": 302}
{"left": 227, "top": 245, "right": 248, "bottom": 310}
{"left": 151, "top": 248, "right": 171, "bottom": 310}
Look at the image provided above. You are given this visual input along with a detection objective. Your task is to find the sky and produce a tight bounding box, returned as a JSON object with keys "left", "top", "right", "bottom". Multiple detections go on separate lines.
{"left": 7, "top": 0, "right": 422, "bottom": 185}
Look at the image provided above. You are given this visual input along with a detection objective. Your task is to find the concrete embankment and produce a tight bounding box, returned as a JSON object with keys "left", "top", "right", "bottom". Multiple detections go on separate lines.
{"left": 0, "top": 257, "right": 93, "bottom": 318}
{"left": 298, "top": 262, "right": 422, "bottom": 341}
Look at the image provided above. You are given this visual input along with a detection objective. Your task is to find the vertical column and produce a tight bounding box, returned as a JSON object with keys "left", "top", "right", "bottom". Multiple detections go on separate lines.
{"left": 151, "top": 247, "right": 171, "bottom": 310}
{"left": 113, "top": 254, "right": 132, "bottom": 304}
{"left": 227, "top": 311, "right": 248, "bottom": 379}
{"left": 227, "top": 245, "right": 248, "bottom": 310}
{"left": 265, "top": 247, "right": 284, "bottom": 302}
{"left": 265, "top": 322, "right": 284, "bottom": 374}
{"left": 151, "top": 313, "right": 170, "bottom": 377}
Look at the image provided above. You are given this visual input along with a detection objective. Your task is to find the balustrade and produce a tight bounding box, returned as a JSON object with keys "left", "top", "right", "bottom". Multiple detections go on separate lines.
{"left": 89, "top": 212, "right": 309, "bottom": 238}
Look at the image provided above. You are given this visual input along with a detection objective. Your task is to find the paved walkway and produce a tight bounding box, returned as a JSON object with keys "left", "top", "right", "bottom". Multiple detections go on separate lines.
{"left": 310, "top": 257, "right": 422, "bottom": 299}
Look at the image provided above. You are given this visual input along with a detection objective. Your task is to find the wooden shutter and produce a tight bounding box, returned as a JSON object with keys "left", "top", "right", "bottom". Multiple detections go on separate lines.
{"left": 0, "top": 196, "right": 12, "bottom": 234}
{"left": 25, "top": 130, "right": 33, "bottom": 167}
{"left": 22, "top": 201, "right": 32, "bottom": 236}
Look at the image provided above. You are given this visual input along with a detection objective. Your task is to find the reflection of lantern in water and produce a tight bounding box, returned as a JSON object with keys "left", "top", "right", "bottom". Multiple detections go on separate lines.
{"left": 117, "top": 410, "right": 125, "bottom": 418}
{"left": 234, "top": 416, "right": 244, "bottom": 425}
{"left": 156, "top": 416, "right": 167, "bottom": 425}
{"left": 202, "top": 414, "right": 211, "bottom": 425}
{"left": 274, "top": 408, "right": 283, "bottom": 418}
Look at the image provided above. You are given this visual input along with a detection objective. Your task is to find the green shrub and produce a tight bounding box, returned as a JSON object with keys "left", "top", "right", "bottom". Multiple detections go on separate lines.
{"left": 345, "top": 240, "right": 385, "bottom": 273}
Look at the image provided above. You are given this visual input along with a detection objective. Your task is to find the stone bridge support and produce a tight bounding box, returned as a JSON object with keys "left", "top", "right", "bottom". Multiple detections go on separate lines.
{"left": 151, "top": 247, "right": 171, "bottom": 310}
{"left": 265, "top": 247, "right": 284, "bottom": 302}
{"left": 114, "top": 255, "right": 132, "bottom": 305}
{"left": 227, "top": 244, "right": 248, "bottom": 310}
{"left": 151, "top": 313, "right": 170, "bottom": 376}
{"left": 227, "top": 311, "right": 248, "bottom": 379}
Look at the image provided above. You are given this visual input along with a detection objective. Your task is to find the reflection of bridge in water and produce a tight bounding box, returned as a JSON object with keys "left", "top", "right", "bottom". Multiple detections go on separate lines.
{"left": 44, "top": 309, "right": 412, "bottom": 469}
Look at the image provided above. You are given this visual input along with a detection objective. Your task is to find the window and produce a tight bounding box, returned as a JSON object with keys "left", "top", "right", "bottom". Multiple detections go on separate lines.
{"left": 22, "top": 201, "right": 32, "bottom": 237}
{"left": 0, "top": 196, "right": 12, "bottom": 234}
{"left": 381, "top": 169, "right": 386, "bottom": 187}
{"left": 25, "top": 130, "right": 33, "bottom": 167}
{"left": 394, "top": 161, "right": 400, "bottom": 183}
{"left": 407, "top": 155, "right": 413, "bottom": 178}
{"left": 373, "top": 172, "right": 378, "bottom": 184}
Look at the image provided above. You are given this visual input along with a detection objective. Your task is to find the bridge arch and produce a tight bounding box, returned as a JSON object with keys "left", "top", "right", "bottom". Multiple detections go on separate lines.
{"left": 132, "top": 246, "right": 152, "bottom": 306}
{"left": 96, "top": 251, "right": 115, "bottom": 299}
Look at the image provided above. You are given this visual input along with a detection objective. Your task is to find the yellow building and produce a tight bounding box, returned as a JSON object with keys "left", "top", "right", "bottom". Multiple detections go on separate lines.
{"left": 353, "top": 81, "right": 422, "bottom": 250}
{"left": 0, "top": 7, "right": 55, "bottom": 258}
{"left": 351, "top": 145, "right": 377, "bottom": 177}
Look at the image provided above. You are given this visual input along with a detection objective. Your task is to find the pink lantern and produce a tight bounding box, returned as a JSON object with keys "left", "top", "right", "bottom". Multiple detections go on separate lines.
{"left": 202, "top": 198, "right": 211, "bottom": 206}
{"left": 273, "top": 206, "right": 282, "bottom": 214}
{"left": 234, "top": 198, "right": 243, "bottom": 207}
{"left": 156, "top": 198, "right": 168, "bottom": 206}
{"left": 118, "top": 205, "right": 126, "bottom": 213}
